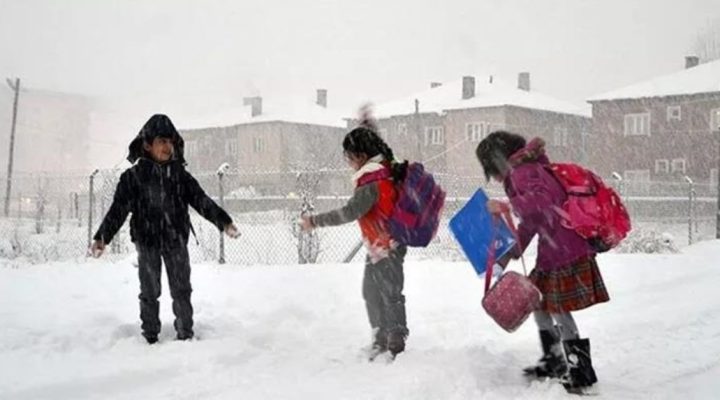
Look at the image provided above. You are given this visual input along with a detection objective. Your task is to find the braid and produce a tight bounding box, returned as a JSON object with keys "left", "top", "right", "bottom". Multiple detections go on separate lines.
{"left": 376, "top": 138, "right": 394, "bottom": 162}
{"left": 374, "top": 136, "right": 409, "bottom": 182}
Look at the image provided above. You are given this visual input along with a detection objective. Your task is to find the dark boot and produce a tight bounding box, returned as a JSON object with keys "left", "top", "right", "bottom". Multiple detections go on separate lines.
{"left": 176, "top": 332, "right": 194, "bottom": 341}
{"left": 387, "top": 330, "right": 406, "bottom": 356}
{"left": 372, "top": 327, "right": 388, "bottom": 351}
{"left": 562, "top": 338, "right": 598, "bottom": 390}
{"left": 523, "top": 330, "right": 567, "bottom": 378}
{"left": 143, "top": 333, "right": 159, "bottom": 345}
{"left": 367, "top": 328, "right": 388, "bottom": 361}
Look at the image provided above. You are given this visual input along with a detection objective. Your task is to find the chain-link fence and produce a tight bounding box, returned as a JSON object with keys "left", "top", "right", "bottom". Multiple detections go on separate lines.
{"left": 0, "top": 167, "right": 718, "bottom": 264}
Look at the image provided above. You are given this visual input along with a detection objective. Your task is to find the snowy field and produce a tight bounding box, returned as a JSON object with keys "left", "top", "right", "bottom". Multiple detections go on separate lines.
{"left": 1, "top": 241, "right": 719, "bottom": 400}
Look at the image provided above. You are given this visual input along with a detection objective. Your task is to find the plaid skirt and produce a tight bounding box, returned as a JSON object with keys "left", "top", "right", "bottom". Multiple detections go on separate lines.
{"left": 529, "top": 257, "right": 610, "bottom": 314}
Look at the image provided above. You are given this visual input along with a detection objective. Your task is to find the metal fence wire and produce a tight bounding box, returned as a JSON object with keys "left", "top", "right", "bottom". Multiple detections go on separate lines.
{"left": 0, "top": 167, "right": 717, "bottom": 264}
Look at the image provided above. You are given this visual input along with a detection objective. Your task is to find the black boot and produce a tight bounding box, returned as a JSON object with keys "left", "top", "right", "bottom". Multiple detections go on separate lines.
{"left": 371, "top": 328, "right": 388, "bottom": 352}
{"left": 367, "top": 328, "right": 388, "bottom": 361}
{"left": 523, "top": 329, "right": 567, "bottom": 378}
{"left": 562, "top": 338, "right": 598, "bottom": 390}
{"left": 387, "top": 330, "right": 406, "bottom": 357}
{"left": 143, "top": 333, "right": 159, "bottom": 345}
{"left": 176, "top": 333, "right": 194, "bottom": 341}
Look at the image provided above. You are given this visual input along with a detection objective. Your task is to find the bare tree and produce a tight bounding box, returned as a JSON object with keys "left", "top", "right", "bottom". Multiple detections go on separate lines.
{"left": 286, "top": 126, "right": 346, "bottom": 265}
{"left": 693, "top": 18, "right": 720, "bottom": 63}
{"left": 292, "top": 169, "right": 322, "bottom": 264}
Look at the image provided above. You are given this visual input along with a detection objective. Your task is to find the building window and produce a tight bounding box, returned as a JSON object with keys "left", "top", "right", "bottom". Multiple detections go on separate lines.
{"left": 667, "top": 106, "right": 681, "bottom": 122}
{"left": 553, "top": 127, "right": 570, "bottom": 147}
{"left": 398, "top": 123, "right": 408, "bottom": 136}
{"left": 253, "top": 137, "right": 266, "bottom": 154}
{"left": 711, "top": 109, "right": 720, "bottom": 132}
{"left": 466, "top": 122, "right": 489, "bottom": 142}
{"left": 654, "top": 159, "right": 669, "bottom": 174}
{"left": 624, "top": 113, "right": 651, "bottom": 136}
{"left": 225, "top": 138, "right": 238, "bottom": 157}
{"left": 671, "top": 158, "right": 686, "bottom": 174}
{"left": 425, "top": 127, "right": 444, "bottom": 146}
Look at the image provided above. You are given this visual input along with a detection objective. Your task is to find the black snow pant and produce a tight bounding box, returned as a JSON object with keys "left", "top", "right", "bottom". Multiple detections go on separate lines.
{"left": 362, "top": 246, "right": 409, "bottom": 338}
{"left": 136, "top": 241, "right": 194, "bottom": 340}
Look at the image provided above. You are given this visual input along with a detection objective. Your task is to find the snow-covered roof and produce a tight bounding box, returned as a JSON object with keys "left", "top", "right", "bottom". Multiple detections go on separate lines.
{"left": 178, "top": 96, "right": 349, "bottom": 130}
{"left": 373, "top": 76, "right": 591, "bottom": 118}
{"left": 588, "top": 59, "right": 720, "bottom": 102}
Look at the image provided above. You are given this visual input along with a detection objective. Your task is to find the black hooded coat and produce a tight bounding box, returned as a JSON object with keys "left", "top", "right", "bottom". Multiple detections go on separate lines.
{"left": 93, "top": 114, "right": 232, "bottom": 247}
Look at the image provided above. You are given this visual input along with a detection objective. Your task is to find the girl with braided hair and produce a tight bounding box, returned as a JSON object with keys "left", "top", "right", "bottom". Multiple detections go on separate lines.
{"left": 300, "top": 122, "right": 409, "bottom": 360}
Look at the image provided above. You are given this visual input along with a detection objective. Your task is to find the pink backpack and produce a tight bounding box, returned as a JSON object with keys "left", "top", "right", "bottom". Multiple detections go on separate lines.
{"left": 546, "top": 163, "right": 631, "bottom": 253}
{"left": 481, "top": 211, "right": 542, "bottom": 333}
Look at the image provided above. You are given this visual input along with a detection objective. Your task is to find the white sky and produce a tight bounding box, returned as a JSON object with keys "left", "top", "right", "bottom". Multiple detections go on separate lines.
{"left": 0, "top": 0, "right": 718, "bottom": 166}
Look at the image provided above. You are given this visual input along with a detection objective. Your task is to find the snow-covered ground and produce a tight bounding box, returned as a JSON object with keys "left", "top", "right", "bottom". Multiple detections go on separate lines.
{"left": 1, "top": 241, "right": 719, "bottom": 400}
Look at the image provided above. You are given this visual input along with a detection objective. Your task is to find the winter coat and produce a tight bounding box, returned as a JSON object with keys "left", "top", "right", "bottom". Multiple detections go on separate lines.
{"left": 94, "top": 114, "right": 231, "bottom": 247}
{"left": 311, "top": 156, "right": 399, "bottom": 262}
{"left": 504, "top": 138, "right": 594, "bottom": 271}
{"left": 94, "top": 158, "right": 232, "bottom": 247}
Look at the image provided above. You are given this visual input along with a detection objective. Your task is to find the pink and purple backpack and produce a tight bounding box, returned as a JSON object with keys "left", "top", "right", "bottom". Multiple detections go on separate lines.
{"left": 360, "top": 162, "right": 446, "bottom": 247}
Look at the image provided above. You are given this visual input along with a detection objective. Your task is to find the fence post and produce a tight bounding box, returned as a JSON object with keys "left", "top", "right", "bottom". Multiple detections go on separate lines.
{"left": 612, "top": 171, "right": 624, "bottom": 196}
{"left": 217, "top": 165, "right": 227, "bottom": 264}
{"left": 685, "top": 176, "right": 694, "bottom": 245}
{"left": 73, "top": 192, "right": 81, "bottom": 227}
{"left": 56, "top": 203, "right": 61, "bottom": 234}
{"left": 87, "top": 169, "right": 99, "bottom": 248}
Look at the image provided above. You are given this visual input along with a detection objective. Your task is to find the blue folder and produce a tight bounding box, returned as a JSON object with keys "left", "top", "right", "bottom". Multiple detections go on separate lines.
{"left": 449, "top": 189, "right": 517, "bottom": 276}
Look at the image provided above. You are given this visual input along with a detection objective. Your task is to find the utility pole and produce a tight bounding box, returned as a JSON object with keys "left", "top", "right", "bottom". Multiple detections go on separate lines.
{"left": 4, "top": 78, "right": 20, "bottom": 217}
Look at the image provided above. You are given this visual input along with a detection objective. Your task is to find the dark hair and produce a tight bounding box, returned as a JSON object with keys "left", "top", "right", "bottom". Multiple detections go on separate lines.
{"left": 475, "top": 131, "right": 526, "bottom": 181}
{"left": 128, "top": 114, "right": 185, "bottom": 164}
{"left": 343, "top": 126, "right": 407, "bottom": 181}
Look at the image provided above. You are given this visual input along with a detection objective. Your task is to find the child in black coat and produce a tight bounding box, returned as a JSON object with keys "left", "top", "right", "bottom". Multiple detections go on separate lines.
{"left": 91, "top": 114, "right": 240, "bottom": 344}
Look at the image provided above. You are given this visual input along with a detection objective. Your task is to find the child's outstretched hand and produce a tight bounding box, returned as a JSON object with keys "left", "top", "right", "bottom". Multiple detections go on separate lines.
{"left": 90, "top": 240, "right": 105, "bottom": 258}
{"left": 487, "top": 199, "right": 510, "bottom": 215}
{"left": 225, "top": 224, "right": 241, "bottom": 239}
{"left": 299, "top": 216, "right": 314, "bottom": 232}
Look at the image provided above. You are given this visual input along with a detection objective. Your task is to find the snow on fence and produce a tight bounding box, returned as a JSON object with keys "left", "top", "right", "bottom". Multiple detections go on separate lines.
{"left": 0, "top": 169, "right": 717, "bottom": 264}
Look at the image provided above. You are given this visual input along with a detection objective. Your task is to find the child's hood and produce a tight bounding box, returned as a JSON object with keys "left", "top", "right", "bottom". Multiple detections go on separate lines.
{"left": 127, "top": 114, "right": 186, "bottom": 164}
{"left": 503, "top": 137, "right": 550, "bottom": 192}
{"left": 508, "top": 137, "right": 549, "bottom": 167}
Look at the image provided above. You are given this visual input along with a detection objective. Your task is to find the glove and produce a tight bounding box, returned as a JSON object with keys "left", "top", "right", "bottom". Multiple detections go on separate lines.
{"left": 224, "top": 224, "right": 241, "bottom": 239}
{"left": 89, "top": 240, "right": 105, "bottom": 258}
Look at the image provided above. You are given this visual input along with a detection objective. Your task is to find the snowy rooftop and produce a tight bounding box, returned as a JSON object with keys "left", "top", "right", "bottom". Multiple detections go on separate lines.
{"left": 178, "top": 96, "right": 349, "bottom": 130}
{"left": 588, "top": 59, "right": 720, "bottom": 102}
{"left": 373, "top": 76, "right": 591, "bottom": 118}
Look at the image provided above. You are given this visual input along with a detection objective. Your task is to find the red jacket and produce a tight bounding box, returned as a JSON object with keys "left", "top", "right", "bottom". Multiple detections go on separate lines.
{"left": 356, "top": 166, "right": 397, "bottom": 253}
{"left": 310, "top": 157, "right": 398, "bottom": 262}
